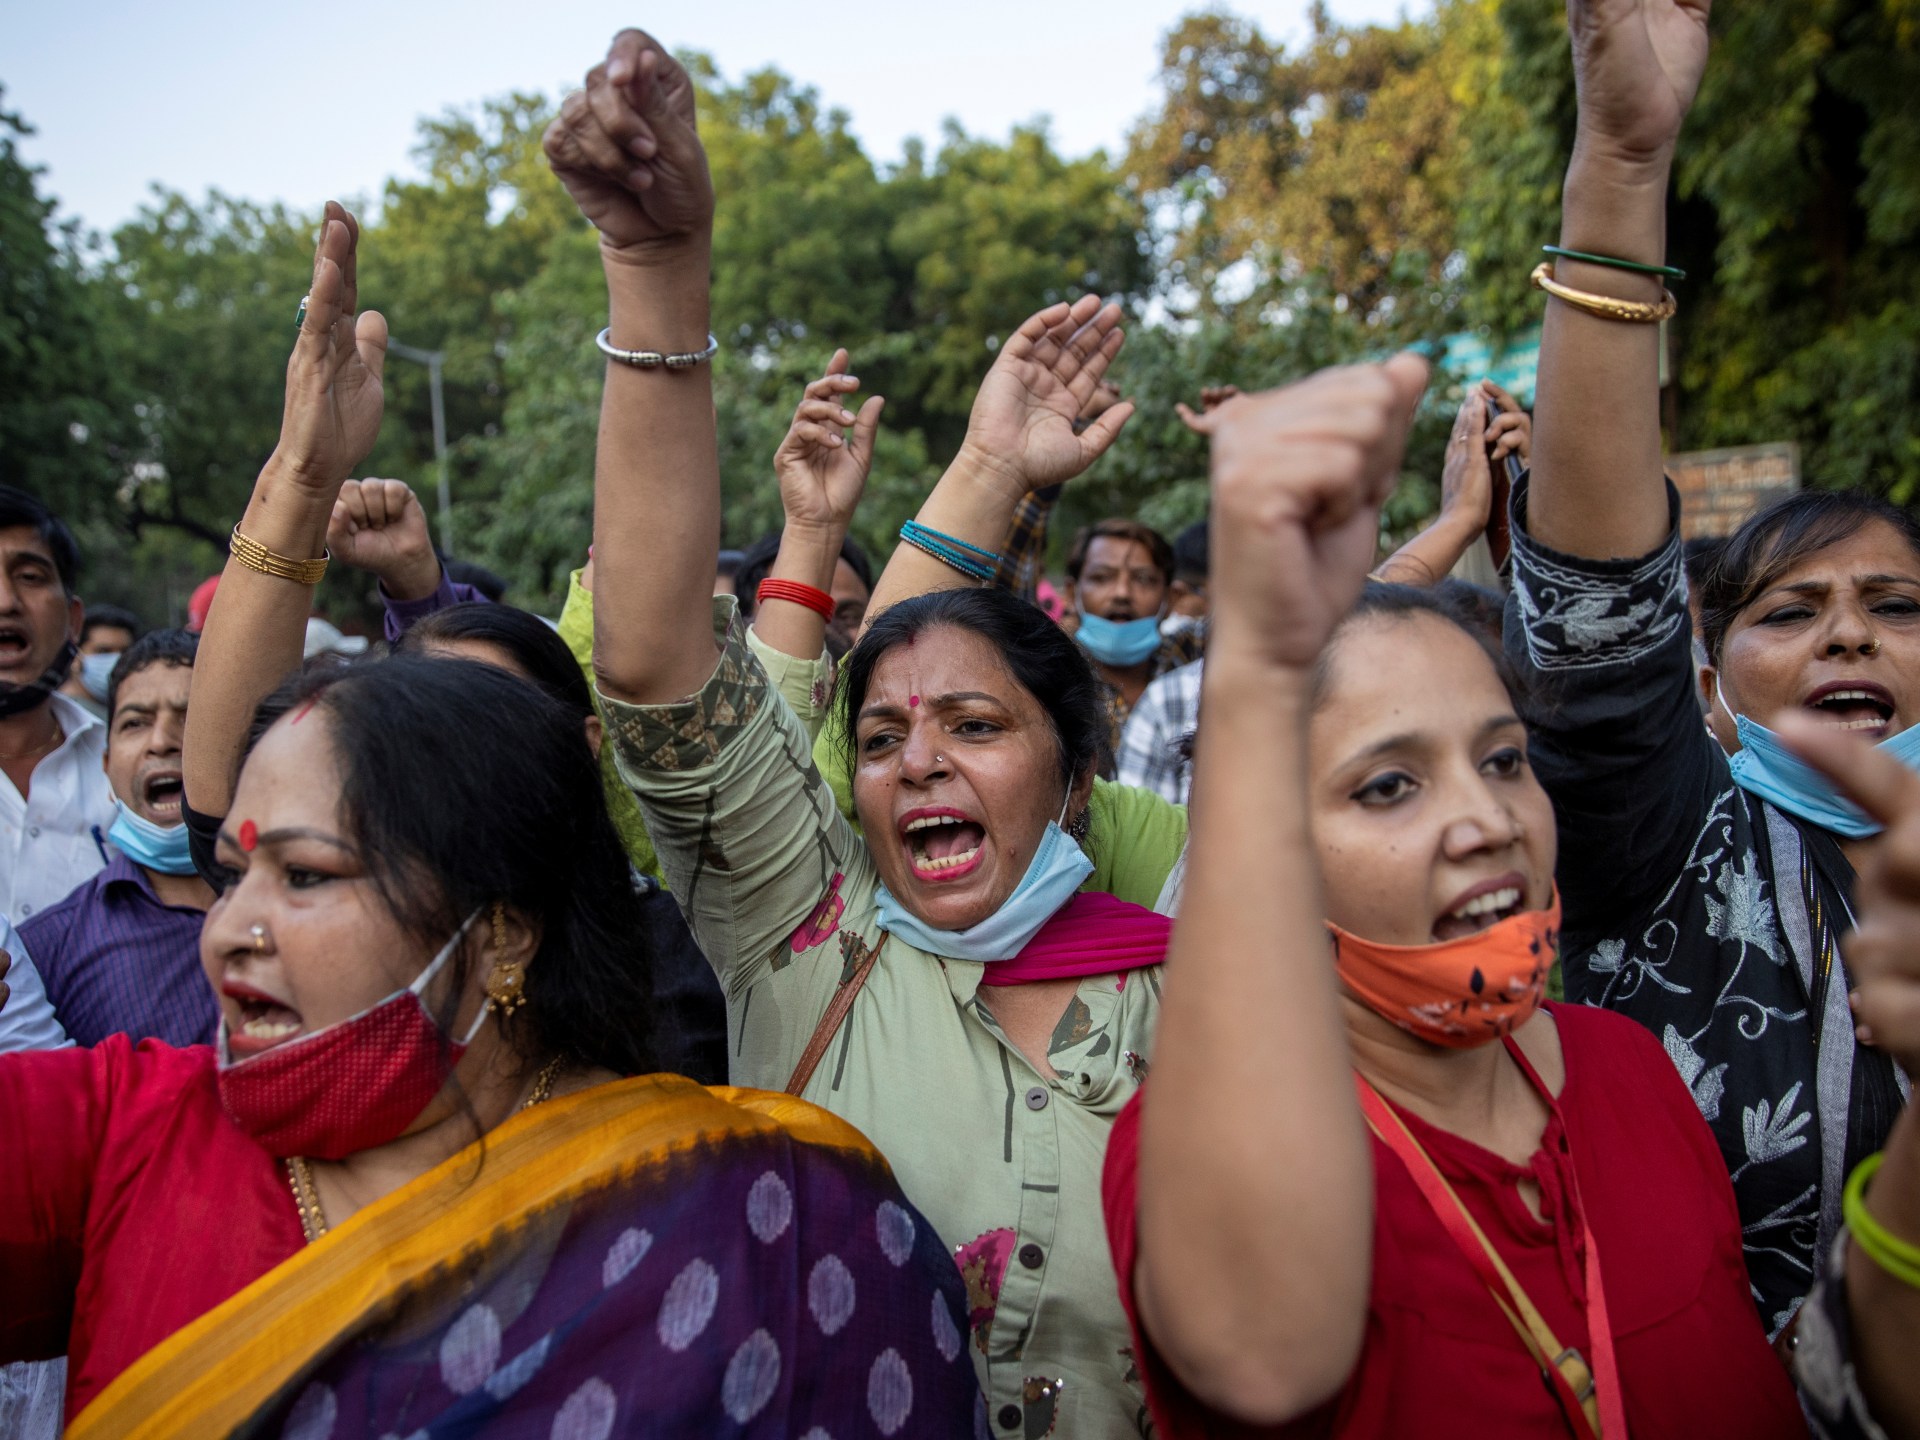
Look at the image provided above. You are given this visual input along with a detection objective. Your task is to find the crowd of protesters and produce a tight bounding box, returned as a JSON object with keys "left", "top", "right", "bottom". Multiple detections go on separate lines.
{"left": 2, "top": 2, "right": 1919, "bottom": 1436}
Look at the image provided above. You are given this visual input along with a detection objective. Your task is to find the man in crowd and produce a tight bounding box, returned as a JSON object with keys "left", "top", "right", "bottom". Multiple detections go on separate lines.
{"left": 1065, "top": 518, "right": 1200, "bottom": 765}
{"left": 59, "top": 604, "right": 142, "bottom": 718}
{"left": 0, "top": 486, "right": 116, "bottom": 926}
{"left": 23, "top": 629, "right": 215, "bottom": 1047}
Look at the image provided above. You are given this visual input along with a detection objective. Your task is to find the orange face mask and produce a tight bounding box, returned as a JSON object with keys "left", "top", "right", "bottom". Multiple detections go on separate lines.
{"left": 1329, "top": 896, "right": 1560, "bottom": 1049}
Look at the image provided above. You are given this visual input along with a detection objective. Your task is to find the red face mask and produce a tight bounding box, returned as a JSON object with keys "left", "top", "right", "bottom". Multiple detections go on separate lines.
{"left": 217, "top": 913, "right": 484, "bottom": 1160}
{"left": 1329, "top": 896, "right": 1560, "bottom": 1049}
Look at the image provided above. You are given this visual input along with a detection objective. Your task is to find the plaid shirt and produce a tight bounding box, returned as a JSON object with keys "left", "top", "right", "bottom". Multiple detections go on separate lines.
{"left": 995, "top": 483, "right": 1066, "bottom": 599}
{"left": 1115, "top": 658, "right": 1204, "bottom": 803}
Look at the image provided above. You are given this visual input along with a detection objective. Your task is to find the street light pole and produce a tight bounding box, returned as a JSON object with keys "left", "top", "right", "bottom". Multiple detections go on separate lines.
{"left": 386, "top": 340, "right": 454, "bottom": 555}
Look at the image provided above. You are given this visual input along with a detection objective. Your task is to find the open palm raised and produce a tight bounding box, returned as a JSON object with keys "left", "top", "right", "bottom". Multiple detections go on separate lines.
{"left": 958, "top": 295, "right": 1136, "bottom": 496}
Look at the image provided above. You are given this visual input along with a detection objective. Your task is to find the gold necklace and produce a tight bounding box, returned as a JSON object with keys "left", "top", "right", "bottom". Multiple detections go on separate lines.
{"left": 285, "top": 1056, "right": 568, "bottom": 1243}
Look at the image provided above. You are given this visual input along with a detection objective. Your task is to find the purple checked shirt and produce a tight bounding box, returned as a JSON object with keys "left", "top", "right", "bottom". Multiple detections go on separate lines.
{"left": 19, "top": 851, "right": 214, "bottom": 1048}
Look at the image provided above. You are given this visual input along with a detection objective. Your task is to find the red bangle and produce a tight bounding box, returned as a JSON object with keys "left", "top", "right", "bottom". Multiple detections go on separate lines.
{"left": 756, "top": 578, "right": 835, "bottom": 620}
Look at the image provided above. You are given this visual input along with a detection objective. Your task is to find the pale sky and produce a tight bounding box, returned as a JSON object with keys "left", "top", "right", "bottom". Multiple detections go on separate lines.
{"left": 5, "top": 0, "right": 1417, "bottom": 236}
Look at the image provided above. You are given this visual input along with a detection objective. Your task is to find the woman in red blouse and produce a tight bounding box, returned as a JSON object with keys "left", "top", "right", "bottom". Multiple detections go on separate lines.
{"left": 1101, "top": 358, "right": 1806, "bottom": 1429}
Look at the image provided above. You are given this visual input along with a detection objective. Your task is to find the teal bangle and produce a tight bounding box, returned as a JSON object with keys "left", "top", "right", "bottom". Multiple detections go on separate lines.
{"left": 901, "top": 521, "right": 1000, "bottom": 566}
{"left": 1541, "top": 245, "right": 1686, "bottom": 282}
{"left": 897, "top": 527, "right": 997, "bottom": 583}
{"left": 1843, "top": 1152, "right": 1920, "bottom": 1289}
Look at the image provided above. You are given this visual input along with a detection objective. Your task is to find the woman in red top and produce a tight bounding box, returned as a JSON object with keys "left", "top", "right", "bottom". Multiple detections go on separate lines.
{"left": 1099, "top": 346, "right": 1805, "bottom": 1428}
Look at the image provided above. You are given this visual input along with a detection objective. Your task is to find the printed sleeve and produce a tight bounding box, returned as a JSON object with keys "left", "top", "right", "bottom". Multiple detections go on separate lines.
{"left": 558, "top": 569, "right": 661, "bottom": 880}
{"left": 0, "top": 1037, "right": 118, "bottom": 1359}
{"left": 1503, "top": 477, "right": 1730, "bottom": 936}
{"left": 745, "top": 627, "right": 836, "bottom": 742}
{"left": 601, "top": 598, "right": 871, "bottom": 998}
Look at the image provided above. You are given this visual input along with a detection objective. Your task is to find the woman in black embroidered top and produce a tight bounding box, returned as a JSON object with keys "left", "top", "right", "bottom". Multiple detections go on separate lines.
{"left": 1507, "top": 0, "right": 1910, "bottom": 1338}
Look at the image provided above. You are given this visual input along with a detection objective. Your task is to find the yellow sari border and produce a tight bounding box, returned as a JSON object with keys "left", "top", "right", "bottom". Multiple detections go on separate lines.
{"left": 70, "top": 1076, "right": 880, "bottom": 1440}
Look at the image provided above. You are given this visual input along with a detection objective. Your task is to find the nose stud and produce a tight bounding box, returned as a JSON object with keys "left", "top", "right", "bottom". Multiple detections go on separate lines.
{"left": 249, "top": 925, "right": 268, "bottom": 955}
{"left": 1864, "top": 638, "right": 1882, "bottom": 656}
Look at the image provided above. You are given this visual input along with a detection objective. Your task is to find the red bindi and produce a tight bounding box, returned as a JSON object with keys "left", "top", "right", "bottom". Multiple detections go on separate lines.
{"left": 238, "top": 820, "right": 258, "bottom": 852}
{"left": 909, "top": 695, "right": 920, "bottom": 708}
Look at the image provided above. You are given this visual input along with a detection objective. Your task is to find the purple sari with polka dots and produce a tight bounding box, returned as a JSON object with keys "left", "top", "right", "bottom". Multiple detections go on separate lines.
{"left": 86, "top": 1078, "right": 984, "bottom": 1440}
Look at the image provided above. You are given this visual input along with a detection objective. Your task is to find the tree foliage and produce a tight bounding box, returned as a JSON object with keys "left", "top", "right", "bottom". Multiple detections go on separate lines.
{"left": 7, "top": 0, "right": 1917, "bottom": 624}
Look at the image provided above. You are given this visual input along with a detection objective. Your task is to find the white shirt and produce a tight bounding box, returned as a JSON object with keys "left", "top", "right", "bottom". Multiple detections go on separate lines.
{"left": 0, "top": 692, "right": 115, "bottom": 925}
{"left": 0, "top": 915, "right": 68, "bottom": 1054}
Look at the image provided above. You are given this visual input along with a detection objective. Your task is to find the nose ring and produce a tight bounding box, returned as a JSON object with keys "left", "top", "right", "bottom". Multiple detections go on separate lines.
{"left": 249, "top": 925, "right": 268, "bottom": 955}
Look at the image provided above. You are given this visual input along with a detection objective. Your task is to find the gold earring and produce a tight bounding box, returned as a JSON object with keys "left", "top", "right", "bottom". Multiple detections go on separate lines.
{"left": 484, "top": 902, "right": 527, "bottom": 1016}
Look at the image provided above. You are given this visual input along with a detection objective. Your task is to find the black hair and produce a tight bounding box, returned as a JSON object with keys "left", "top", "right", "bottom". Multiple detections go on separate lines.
{"left": 244, "top": 656, "right": 655, "bottom": 1076}
{"left": 716, "top": 549, "right": 746, "bottom": 580}
{"left": 1173, "top": 521, "right": 1209, "bottom": 585}
{"left": 1313, "top": 580, "right": 1530, "bottom": 714}
{"left": 0, "top": 485, "right": 81, "bottom": 594}
{"left": 396, "top": 603, "right": 593, "bottom": 721}
{"left": 106, "top": 628, "right": 197, "bottom": 723}
{"left": 1066, "top": 518, "right": 1176, "bottom": 587}
{"left": 1698, "top": 491, "right": 1920, "bottom": 664}
{"left": 837, "top": 587, "right": 1107, "bottom": 796}
{"left": 733, "top": 532, "right": 874, "bottom": 619}
{"left": 81, "top": 604, "right": 142, "bottom": 645}
{"left": 443, "top": 558, "right": 509, "bottom": 603}
{"left": 1682, "top": 536, "right": 1725, "bottom": 598}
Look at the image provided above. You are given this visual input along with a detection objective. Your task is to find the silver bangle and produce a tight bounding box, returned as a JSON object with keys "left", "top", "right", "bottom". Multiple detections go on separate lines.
{"left": 594, "top": 328, "right": 720, "bottom": 370}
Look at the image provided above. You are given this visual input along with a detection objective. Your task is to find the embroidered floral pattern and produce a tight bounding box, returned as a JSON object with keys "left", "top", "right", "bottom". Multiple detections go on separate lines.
{"left": 790, "top": 873, "right": 846, "bottom": 954}
{"left": 954, "top": 1228, "right": 1015, "bottom": 1355}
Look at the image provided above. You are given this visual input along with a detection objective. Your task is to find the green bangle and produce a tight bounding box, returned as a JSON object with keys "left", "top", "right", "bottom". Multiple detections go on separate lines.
{"left": 1843, "top": 1152, "right": 1920, "bottom": 1289}
{"left": 1541, "top": 245, "right": 1686, "bottom": 282}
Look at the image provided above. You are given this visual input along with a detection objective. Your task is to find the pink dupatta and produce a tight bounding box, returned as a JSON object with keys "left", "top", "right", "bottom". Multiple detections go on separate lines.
{"left": 975, "top": 891, "right": 1171, "bottom": 987}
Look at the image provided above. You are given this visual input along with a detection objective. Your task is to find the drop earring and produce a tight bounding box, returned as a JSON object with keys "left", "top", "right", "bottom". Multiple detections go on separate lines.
{"left": 484, "top": 902, "right": 527, "bottom": 1016}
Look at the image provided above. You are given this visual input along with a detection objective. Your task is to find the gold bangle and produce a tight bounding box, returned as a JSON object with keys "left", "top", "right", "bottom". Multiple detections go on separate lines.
{"left": 230, "top": 526, "right": 329, "bottom": 584}
{"left": 1529, "top": 261, "right": 1676, "bottom": 324}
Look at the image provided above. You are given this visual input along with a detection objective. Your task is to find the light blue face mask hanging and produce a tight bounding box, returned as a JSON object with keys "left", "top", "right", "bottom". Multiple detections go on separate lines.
{"left": 79, "top": 651, "right": 121, "bottom": 702}
{"left": 1719, "top": 678, "right": 1920, "bottom": 838}
{"left": 107, "top": 801, "right": 198, "bottom": 875}
{"left": 873, "top": 799, "right": 1095, "bottom": 962}
{"left": 1076, "top": 607, "right": 1163, "bottom": 667}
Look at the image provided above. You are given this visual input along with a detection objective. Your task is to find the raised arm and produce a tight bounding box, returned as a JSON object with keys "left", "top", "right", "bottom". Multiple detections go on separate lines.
{"left": 183, "top": 204, "right": 386, "bottom": 818}
{"left": 1372, "top": 388, "right": 1496, "bottom": 587}
{"left": 1129, "top": 355, "right": 1429, "bottom": 1421}
{"left": 863, "top": 296, "right": 1133, "bottom": 620}
{"left": 543, "top": 30, "right": 719, "bottom": 705}
{"left": 751, "top": 349, "right": 881, "bottom": 661}
{"left": 1526, "top": 0, "right": 1709, "bottom": 560}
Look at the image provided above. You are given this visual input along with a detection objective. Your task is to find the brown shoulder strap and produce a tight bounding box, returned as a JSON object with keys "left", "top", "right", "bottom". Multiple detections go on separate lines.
{"left": 784, "top": 935, "right": 886, "bottom": 1096}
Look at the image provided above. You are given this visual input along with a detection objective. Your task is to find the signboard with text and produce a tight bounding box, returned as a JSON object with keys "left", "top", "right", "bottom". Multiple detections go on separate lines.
{"left": 1667, "top": 442, "right": 1801, "bottom": 538}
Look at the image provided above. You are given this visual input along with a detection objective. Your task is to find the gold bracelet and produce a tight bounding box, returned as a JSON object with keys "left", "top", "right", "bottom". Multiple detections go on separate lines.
{"left": 230, "top": 525, "right": 329, "bottom": 584}
{"left": 1529, "top": 261, "right": 1676, "bottom": 324}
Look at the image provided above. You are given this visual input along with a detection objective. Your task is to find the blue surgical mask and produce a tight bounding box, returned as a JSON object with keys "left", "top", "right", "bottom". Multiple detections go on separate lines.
{"left": 1076, "top": 607, "right": 1162, "bottom": 667}
{"left": 108, "top": 800, "right": 198, "bottom": 875}
{"left": 1719, "top": 678, "right": 1920, "bottom": 838}
{"left": 873, "top": 803, "right": 1095, "bottom": 963}
{"left": 79, "top": 651, "right": 121, "bottom": 702}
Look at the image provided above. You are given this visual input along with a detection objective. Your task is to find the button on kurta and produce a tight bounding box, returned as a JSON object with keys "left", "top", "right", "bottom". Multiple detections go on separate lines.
{"left": 998, "top": 1403, "right": 1022, "bottom": 1430}
{"left": 1019, "top": 1242, "right": 1044, "bottom": 1270}
{"left": 1024, "top": 1085, "right": 1049, "bottom": 1111}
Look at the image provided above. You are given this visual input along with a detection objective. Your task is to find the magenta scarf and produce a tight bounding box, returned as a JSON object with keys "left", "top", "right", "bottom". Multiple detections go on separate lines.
{"left": 976, "top": 890, "right": 1172, "bottom": 987}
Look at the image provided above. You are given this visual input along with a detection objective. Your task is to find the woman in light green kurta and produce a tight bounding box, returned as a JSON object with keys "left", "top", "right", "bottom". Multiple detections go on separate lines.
{"left": 548, "top": 36, "right": 1175, "bottom": 1434}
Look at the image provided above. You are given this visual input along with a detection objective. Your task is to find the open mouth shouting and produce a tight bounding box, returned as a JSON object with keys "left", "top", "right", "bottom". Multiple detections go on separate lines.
{"left": 1432, "top": 872, "right": 1529, "bottom": 943}
{"left": 141, "top": 768, "right": 185, "bottom": 821}
{"left": 223, "top": 980, "right": 305, "bottom": 1058}
{"left": 1803, "top": 680, "right": 1895, "bottom": 737}
{"left": 899, "top": 806, "right": 987, "bottom": 883}
{"left": 0, "top": 623, "right": 33, "bottom": 673}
